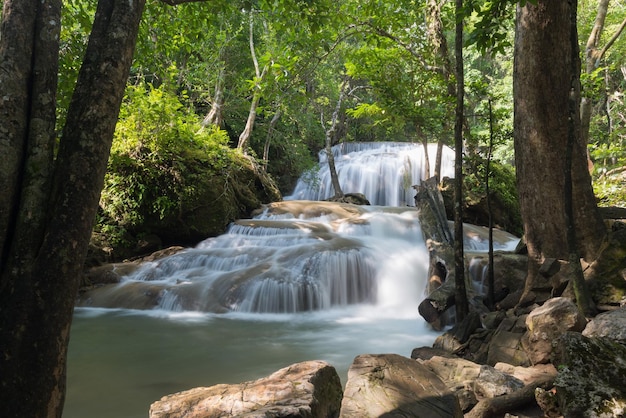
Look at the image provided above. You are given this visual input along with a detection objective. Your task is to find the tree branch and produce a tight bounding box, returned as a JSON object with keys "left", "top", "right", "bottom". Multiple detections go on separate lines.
{"left": 598, "top": 16, "right": 626, "bottom": 63}
{"left": 159, "top": 0, "right": 209, "bottom": 5}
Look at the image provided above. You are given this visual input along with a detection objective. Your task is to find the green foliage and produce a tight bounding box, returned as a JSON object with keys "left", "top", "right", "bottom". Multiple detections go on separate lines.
{"left": 464, "top": 0, "right": 536, "bottom": 55}
{"left": 58, "top": 0, "right": 95, "bottom": 128}
{"left": 591, "top": 141, "right": 626, "bottom": 207}
{"left": 464, "top": 155, "right": 522, "bottom": 235}
{"left": 100, "top": 84, "right": 234, "bottom": 230}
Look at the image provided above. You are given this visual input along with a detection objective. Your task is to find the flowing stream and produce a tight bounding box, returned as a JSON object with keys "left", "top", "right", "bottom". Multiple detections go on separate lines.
{"left": 65, "top": 142, "right": 517, "bottom": 418}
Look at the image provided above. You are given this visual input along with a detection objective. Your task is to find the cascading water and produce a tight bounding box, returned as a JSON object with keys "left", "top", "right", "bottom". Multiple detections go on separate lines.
{"left": 77, "top": 142, "right": 516, "bottom": 314}
{"left": 67, "top": 141, "right": 519, "bottom": 418}
{"left": 288, "top": 142, "right": 455, "bottom": 205}
{"left": 80, "top": 202, "right": 430, "bottom": 316}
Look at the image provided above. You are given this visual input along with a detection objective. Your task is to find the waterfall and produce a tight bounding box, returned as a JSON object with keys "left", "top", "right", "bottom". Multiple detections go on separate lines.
{"left": 79, "top": 142, "right": 517, "bottom": 314}
{"left": 287, "top": 142, "right": 455, "bottom": 206}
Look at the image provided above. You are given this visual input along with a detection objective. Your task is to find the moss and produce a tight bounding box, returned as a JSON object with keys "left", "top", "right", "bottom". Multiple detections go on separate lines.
{"left": 440, "top": 161, "right": 522, "bottom": 236}
{"left": 93, "top": 84, "right": 281, "bottom": 260}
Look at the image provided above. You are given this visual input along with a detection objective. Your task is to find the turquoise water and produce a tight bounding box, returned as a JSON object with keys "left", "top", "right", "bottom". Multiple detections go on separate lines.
{"left": 65, "top": 306, "right": 440, "bottom": 418}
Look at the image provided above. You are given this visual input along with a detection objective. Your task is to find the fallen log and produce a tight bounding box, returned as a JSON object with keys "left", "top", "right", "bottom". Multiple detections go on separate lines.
{"left": 414, "top": 177, "right": 457, "bottom": 329}
{"left": 464, "top": 376, "right": 555, "bottom": 418}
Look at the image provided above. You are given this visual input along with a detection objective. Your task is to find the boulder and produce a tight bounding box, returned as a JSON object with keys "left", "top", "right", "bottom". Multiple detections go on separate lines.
{"left": 522, "top": 297, "right": 587, "bottom": 365}
{"left": 339, "top": 353, "right": 462, "bottom": 418}
{"left": 149, "top": 360, "right": 343, "bottom": 418}
{"left": 419, "top": 355, "right": 481, "bottom": 411}
{"left": 493, "top": 362, "right": 557, "bottom": 386}
{"left": 472, "top": 365, "right": 524, "bottom": 399}
{"left": 582, "top": 306, "right": 626, "bottom": 344}
{"left": 553, "top": 332, "right": 626, "bottom": 417}
{"left": 486, "top": 313, "right": 530, "bottom": 367}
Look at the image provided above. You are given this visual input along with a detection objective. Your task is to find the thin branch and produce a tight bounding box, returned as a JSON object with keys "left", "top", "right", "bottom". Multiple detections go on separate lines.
{"left": 362, "top": 22, "right": 443, "bottom": 74}
{"left": 598, "top": 16, "right": 626, "bottom": 63}
{"left": 159, "top": 0, "right": 209, "bottom": 5}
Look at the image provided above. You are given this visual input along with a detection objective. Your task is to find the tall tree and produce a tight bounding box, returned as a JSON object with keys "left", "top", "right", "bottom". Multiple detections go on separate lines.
{"left": 0, "top": 1, "right": 145, "bottom": 416}
{"left": 514, "top": 0, "right": 606, "bottom": 306}
{"left": 580, "top": 0, "right": 626, "bottom": 146}
{"left": 454, "top": 0, "right": 469, "bottom": 321}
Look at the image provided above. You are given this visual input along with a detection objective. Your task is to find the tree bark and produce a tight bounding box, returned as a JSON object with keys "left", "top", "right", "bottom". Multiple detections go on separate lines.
{"left": 0, "top": 0, "right": 40, "bottom": 263}
{"left": 262, "top": 108, "right": 282, "bottom": 169}
{"left": 415, "top": 177, "right": 455, "bottom": 330}
{"left": 322, "top": 78, "right": 352, "bottom": 199}
{"left": 202, "top": 64, "right": 226, "bottom": 128}
{"left": 514, "top": 0, "right": 606, "bottom": 304}
{"left": 465, "top": 376, "right": 555, "bottom": 418}
{"left": 0, "top": 1, "right": 145, "bottom": 417}
{"left": 453, "top": 0, "right": 469, "bottom": 321}
{"left": 581, "top": 0, "right": 626, "bottom": 147}
{"left": 237, "top": 12, "right": 267, "bottom": 153}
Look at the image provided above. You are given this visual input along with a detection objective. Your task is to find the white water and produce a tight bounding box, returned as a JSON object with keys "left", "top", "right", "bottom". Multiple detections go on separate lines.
{"left": 66, "top": 141, "right": 518, "bottom": 418}
{"left": 288, "top": 142, "right": 455, "bottom": 205}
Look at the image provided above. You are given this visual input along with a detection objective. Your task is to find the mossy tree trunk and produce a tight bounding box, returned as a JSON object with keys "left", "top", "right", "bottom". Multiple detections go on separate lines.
{"left": 514, "top": 1, "right": 606, "bottom": 306}
{"left": 0, "top": 1, "right": 145, "bottom": 416}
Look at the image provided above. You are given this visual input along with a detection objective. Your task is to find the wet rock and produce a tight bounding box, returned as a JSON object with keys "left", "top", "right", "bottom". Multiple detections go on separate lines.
{"left": 340, "top": 353, "right": 462, "bottom": 418}
{"left": 553, "top": 332, "right": 626, "bottom": 417}
{"left": 522, "top": 297, "right": 587, "bottom": 365}
{"left": 149, "top": 360, "right": 342, "bottom": 418}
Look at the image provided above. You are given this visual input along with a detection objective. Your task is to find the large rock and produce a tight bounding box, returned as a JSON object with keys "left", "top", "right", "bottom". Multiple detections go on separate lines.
{"left": 486, "top": 313, "right": 530, "bottom": 366}
{"left": 419, "top": 355, "right": 482, "bottom": 411}
{"left": 149, "top": 360, "right": 342, "bottom": 418}
{"left": 473, "top": 365, "right": 524, "bottom": 399}
{"left": 339, "top": 354, "right": 463, "bottom": 418}
{"left": 522, "top": 297, "right": 587, "bottom": 364}
{"left": 553, "top": 332, "right": 626, "bottom": 417}
{"left": 582, "top": 306, "right": 626, "bottom": 344}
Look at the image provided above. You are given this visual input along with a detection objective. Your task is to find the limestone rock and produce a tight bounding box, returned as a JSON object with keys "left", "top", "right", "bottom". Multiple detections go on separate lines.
{"left": 582, "top": 306, "right": 626, "bottom": 344}
{"left": 419, "top": 355, "right": 482, "bottom": 412}
{"left": 340, "top": 353, "right": 462, "bottom": 418}
{"left": 522, "top": 297, "right": 587, "bottom": 365}
{"left": 473, "top": 365, "right": 524, "bottom": 399}
{"left": 553, "top": 332, "right": 626, "bottom": 417}
{"left": 486, "top": 314, "right": 530, "bottom": 367}
{"left": 493, "top": 362, "right": 557, "bottom": 385}
{"left": 421, "top": 355, "right": 481, "bottom": 391}
{"left": 149, "top": 360, "right": 342, "bottom": 418}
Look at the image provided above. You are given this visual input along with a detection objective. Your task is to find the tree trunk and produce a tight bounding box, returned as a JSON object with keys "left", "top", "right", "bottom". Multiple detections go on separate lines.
{"left": 580, "top": 0, "right": 609, "bottom": 148}
{"left": 237, "top": 12, "right": 267, "bottom": 153}
{"left": 262, "top": 108, "right": 282, "bottom": 169}
{"left": 581, "top": 0, "right": 626, "bottom": 148}
{"left": 514, "top": 0, "right": 606, "bottom": 305}
{"left": 322, "top": 79, "right": 350, "bottom": 199}
{"left": 0, "top": 0, "right": 41, "bottom": 262}
{"left": 202, "top": 64, "right": 225, "bottom": 128}
{"left": 435, "top": 140, "right": 444, "bottom": 182}
{"left": 417, "top": 124, "right": 431, "bottom": 181}
{"left": 453, "top": 0, "right": 469, "bottom": 322}
{"left": 237, "top": 89, "right": 262, "bottom": 152}
{"left": 0, "top": 1, "right": 145, "bottom": 416}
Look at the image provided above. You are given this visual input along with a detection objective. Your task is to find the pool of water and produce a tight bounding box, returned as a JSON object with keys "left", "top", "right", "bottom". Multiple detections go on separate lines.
{"left": 65, "top": 306, "right": 440, "bottom": 418}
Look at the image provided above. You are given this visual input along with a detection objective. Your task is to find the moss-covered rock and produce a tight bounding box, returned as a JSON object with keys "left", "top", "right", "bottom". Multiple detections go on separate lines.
{"left": 90, "top": 85, "right": 281, "bottom": 263}
{"left": 440, "top": 160, "right": 522, "bottom": 236}
{"left": 553, "top": 332, "right": 626, "bottom": 417}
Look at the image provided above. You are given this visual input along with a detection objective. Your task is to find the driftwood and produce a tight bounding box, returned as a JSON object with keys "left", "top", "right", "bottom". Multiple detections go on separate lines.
{"left": 464, "top": 376, "right": 555, "bottom": 418}
{"left": 414, "top": 177, "right": 457, "bottom": 329}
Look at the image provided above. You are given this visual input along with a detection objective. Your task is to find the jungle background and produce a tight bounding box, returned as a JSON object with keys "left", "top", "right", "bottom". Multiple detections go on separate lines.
{"left": 54, "top": 0, "right": 624, "bottom": 260}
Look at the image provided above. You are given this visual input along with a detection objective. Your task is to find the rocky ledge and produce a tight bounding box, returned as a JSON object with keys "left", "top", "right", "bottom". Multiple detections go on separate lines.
{"left": 148, "top": 298, "right": 626, "bottom": 418}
